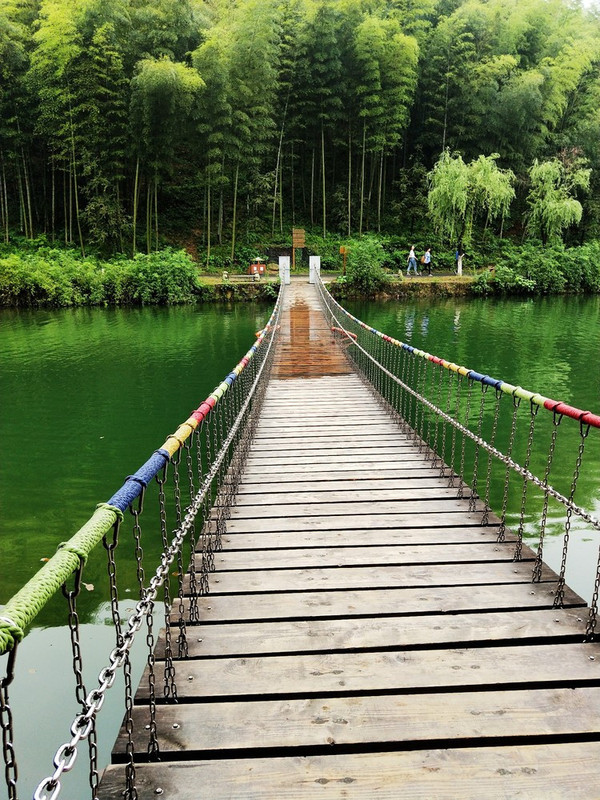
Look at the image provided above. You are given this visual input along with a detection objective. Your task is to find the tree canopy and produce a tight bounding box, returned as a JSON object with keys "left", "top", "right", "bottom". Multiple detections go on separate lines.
{"left": 1, "top": 0, "right": 600, "bottom": 255}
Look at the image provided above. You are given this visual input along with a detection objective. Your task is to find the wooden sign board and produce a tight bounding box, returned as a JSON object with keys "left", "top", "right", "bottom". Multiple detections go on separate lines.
{"left": 292, "top": 228, "right": 305, "bottom": 248}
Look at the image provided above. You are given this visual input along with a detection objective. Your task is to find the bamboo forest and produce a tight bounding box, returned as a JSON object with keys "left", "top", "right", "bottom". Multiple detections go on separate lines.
{"left": 2, "top": 0, "right": 600, "bottom": 286}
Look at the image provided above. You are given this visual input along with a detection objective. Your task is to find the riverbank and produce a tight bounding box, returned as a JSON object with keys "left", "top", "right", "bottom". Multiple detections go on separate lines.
{"left": 2, "top": 238, "right": 599, "bottom": 307}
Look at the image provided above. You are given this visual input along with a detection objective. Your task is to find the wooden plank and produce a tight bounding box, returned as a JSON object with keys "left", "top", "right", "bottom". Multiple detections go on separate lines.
{"left": 198, "top": 561, "right": 554, "bottom": 595}
{"left": 100, "top": 743, "right": 600, "bottom": 800}
{"left": 236, "top": 477, "right": 462, "bottom": 493}
{"left": 232, "top": 487, "right": 473, "bottom": 506}
{"left": 137, "top": 642, "right": 600, "bottom": 701}
{"left": 227, "top": 499, "right": 484, "bottom": 520}
{"left": 247, "top": 445, "right": 426, "bottom": 458}
{"left": 224, "top": 511, "right": 487, "bottom": 533}
{"left": 239, "top": 467, "right": 450, "bottom": 481}
{"left": 115, "top": 686, "right": 600, "bottom": 756}
{"left": 244, "top": 453, "right": 438, "bottom": 466}
{"left": 255, "top": 420, "right": 403, "bottom": 429}
{"left": 208, "top": 543, "right": 515, "bottom": 571}
{"left": 220, "top": 527, "right": 508, "bottom": 550}
{"left": 183, "top": 582, "right": 584, "bottom": 623}
{"left": 158, "top": 608, "right": 587, "bottom": 658}
{"left": 250, "top": 439, "right": 414, "bottom": 451}
{"left": 253, "top": 426, "right": 405, "bottom": 437}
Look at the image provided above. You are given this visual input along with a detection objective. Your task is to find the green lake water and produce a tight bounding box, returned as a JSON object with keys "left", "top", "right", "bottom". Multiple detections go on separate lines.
{"left": 0, "top": 293, "right": 599, "bottom": 797}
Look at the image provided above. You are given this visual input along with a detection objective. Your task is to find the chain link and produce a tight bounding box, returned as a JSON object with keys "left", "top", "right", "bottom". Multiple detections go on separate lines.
{"left": 498, "top": 396, "right": 520, "bottom": 542}
{"left": 532, "top": 415, "right": 561, "bottom": 582}
{"left": 513, "top": 403, "right": 539, "bottom": 562}
{"left": 468, "top": 385, "right": 487, "bottom": 512}
{"left": 586, "top": 544, "right": 600, "bottom": 640}
{"left": 1, "top": 647, "right": 18, "bottom": 800}
{"left": 554, "top": 423, "right": 590, "bottom": 607}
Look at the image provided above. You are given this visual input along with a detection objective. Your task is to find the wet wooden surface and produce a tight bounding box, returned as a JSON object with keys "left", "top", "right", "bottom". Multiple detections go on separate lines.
{"left": 101, "top": 282, "right": 600, "bottom": 799}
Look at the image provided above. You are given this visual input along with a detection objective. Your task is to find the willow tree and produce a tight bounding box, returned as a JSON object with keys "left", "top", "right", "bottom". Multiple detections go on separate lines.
{"left": 129, "top": 57, "right": 204, "bottom": 254}
{"left": 526, "top": 157, "right": 590, "bottom": 245}
{"left": 427, "top": 150, "right": 515, "bottom": 247}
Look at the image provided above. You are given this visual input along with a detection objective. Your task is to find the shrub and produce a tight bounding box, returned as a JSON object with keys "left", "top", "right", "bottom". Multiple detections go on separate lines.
{"left": 344, "top": 236, "right": 389, "bottom": 294}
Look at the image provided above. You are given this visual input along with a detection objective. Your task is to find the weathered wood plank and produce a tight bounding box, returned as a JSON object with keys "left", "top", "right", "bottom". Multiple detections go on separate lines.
{"left": 157, "top": 608, "right": 587, "bottom": 658}
{"left": 198, "top": 561, "right": 554, "bottom": 595}
{"left": 253, "top": 424, "right": 403, "bottom": 434}
{"left": 182, "top": 583, "right": 584, "bottom": 623}
{"left": 220, "top": 526, "right": 508, "bottom": 550}
{"left": 116, "top": 686, "right": 600, "bottom": 756}
{"left": 252, "top": 429, "right": 406, "bottom": 440}
{"left": 223, "top": 511, "right": 487, "bottom": 533}
{"left": 207, "top": 543, "right": 515, "bottom": 571}
{"left": 227, "top": 499, "right": 485, "bottom": 520}
{"left": 231, "top": 487, "right": 473, "bottom": 506}
{"left": 239, "top": 466, "right": 449, "bottom": 481}
{"left": 235, "top": 477, "right": 462, "bottom": 493}
{"left": 100, "top": 743, "right": 600, "bottom": 800}
{"left": 244, "top": 453, "right": 438, "bottom": 467}
{"left": 137, "top": 642, "right": 600, "bottom": 701}
{"left": 250, "top": 440, "right": 415, "bottom": 453}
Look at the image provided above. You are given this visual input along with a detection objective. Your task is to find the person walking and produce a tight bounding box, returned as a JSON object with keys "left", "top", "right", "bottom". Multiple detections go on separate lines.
{"left": 407, "top": 245, "right": 418, "bottom": 276}
{"left": 423, "top": 247, "right": 432, "bottom": 275}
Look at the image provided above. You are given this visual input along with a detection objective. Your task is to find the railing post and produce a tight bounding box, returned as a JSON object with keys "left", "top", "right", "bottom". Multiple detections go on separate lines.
{"left": 279, "top": 256, "right": 291, "bottom": 285}
{"left": 309, "top": 255, "right": 320, "bottom": 284}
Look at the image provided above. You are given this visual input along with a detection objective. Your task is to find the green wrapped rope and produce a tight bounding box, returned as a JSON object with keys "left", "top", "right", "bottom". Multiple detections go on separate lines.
{"left": 0, "top": 504, "right": 121, "bottom": 655}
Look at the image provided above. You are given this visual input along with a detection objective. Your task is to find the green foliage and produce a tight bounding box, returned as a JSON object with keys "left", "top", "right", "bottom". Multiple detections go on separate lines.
{"left": 2, "top": 0, "right": 600, "bottom": 255}
{"left": 343, "top": 235, "right": 389, "bottom": 294}
{"left": 428, "top": 150, "right": 515, "bottom": 246}
{"left": 471, "top": 239, "right": 600, "bottom": 295}
{"left": 526, "top": 157, "right": 591, "bottom": 244}
{"left": 0, "top": 245, "right": 201, "bottom": 306}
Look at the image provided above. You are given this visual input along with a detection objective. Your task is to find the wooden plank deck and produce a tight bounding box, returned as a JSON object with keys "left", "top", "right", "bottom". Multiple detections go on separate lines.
{"left": 100, "top": 282, "right": 600, "bottom": 798}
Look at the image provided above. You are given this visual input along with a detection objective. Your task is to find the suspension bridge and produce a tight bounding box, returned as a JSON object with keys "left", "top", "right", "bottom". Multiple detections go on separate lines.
{"left": 1, "top": 266, "right": 600, "bottom": 799}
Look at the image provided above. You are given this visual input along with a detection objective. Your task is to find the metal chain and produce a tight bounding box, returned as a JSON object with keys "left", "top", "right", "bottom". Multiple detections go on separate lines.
{"left": 0, "top": 648, "right": 18, "bottom": 800}
{"left": 144, "top": 601, "right": 159, "bottom": 760}
{"left": 102, "top": 520, "right": 136, "bottom": 799}
{"left": 498, "top": 397, "right": 520, "bottom": 542}
{"left": 170, "top": 447, "right": 188, "bottom": 660}
{"left": 532, "top": 414, "right": 561, "bottom": 582}
{"left": 513, "top": 403, "right": 539, "bottom": 562}
{"left": 156, "top": 464, "right": 177, "bottom": 702}
{"left": 554, "top": 423, "right": 590, "bottom": 607}
{"left": 431, "top": 365, "right": 445, "bottom": 469}
{"left": 448, "top": 374, "right": 462, "bottom": 488}
{"left": 457, "top": 378, "right": 474, "bottom": 499}
{"left": 468, "top": 385, "right": 487, "bottom": 512}
{"left": 62, "top": 559, "right": 100, "bottom": 800}
{"left": 482, "top": 390, "right": 502, "bottom": 526}
{"left": 586, "top": 544, "right": 600, "bottom": 640}
{"left": 62, "top": 560, "right": 86, "bottom": 708}
{"left": 439, "top": 371, "right": 454, "bottom": 479}
{"left": 185, "top": 434, "right": 200, "bottom": 623}
{"left": 127, "top": 484, "right": 158, "bottom": 759}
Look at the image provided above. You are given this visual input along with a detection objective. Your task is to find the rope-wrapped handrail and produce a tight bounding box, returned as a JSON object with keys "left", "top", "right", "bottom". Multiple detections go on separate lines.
{"left": 322, "top": 281, "right": 600, "bottom": 430}
{"left": 0, "top": 302, "right": 282, "bottom": 656}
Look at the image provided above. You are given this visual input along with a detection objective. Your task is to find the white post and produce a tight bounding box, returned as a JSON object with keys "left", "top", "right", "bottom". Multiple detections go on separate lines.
{"left": 309, "top": 255, "right": 321, "bottom": 284}
{"left": 457, "top": 253, "right": 463, "bottom": 276}
{"left": 279, "top": 255, "right": 291, "bottom": 285}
